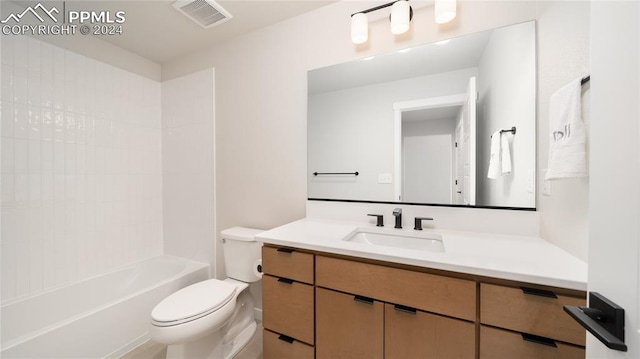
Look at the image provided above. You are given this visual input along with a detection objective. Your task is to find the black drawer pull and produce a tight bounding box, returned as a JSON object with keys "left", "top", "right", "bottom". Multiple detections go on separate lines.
{"left": 278, "top": 334, "right": 295, "bottom": 344}
{"left": 394, "top": 304, "right": 417, "bottom": 314}
{"left": 277, "top": 277, "right": 294, "bottom": 284}
{"left": 521, "top": 287, "right": 558, "bottom": 299}
{"left": 521, "top": 333, "right": 557, "bottom": 348}
{"left": 276, "top": 248, "right": 294, "bottom": 253}
{"left": 353, "top": 295, "right": 374, "bottom": 305}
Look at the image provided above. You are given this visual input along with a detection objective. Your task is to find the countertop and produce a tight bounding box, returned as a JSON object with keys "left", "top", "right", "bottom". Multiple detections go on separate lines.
{"left": 256, "top": 218, "right": 588, "bottom": 291}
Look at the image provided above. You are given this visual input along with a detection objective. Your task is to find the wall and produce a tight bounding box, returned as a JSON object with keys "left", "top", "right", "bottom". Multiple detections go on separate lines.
{"left": 476, "top": 21, "right": 536, "bottom": 208}
{"left": 161, "top": 1, "right": 589, "bottom": 273}
{"left": 161, "top": 68, "right": 216, "bottom": 274}
{"left": 0, "top": 35, "right": 163, "bottom": 303}
{"left": 536, "top": 1, "right": 590, "bottom": 261}
{"left": 308, "top": 68, "right": 475, "bottom": 202}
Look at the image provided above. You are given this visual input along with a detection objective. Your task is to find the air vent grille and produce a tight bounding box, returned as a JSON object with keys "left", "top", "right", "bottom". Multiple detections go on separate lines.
{"left": 172, "top": 0, "right": 232, "bottom": 28}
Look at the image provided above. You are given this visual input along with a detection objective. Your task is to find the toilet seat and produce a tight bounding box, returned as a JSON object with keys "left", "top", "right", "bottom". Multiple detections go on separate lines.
{"left": 151, "top": 279, "right": 236, "bottom": 327}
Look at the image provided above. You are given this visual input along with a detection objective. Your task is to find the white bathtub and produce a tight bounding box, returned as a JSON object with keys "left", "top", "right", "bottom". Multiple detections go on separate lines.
{"left": 0, "top": 256, "right": 209, "bottom": 358}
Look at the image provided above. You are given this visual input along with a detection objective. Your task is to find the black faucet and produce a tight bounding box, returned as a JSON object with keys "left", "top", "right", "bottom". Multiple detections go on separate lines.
{"left": 393, "top": 208, "right": 402, "bottom": 229}
{"left": 414, "top": 217, "right": 434, "bottom": 230}
{"left": 367, "top": 214, "right": 384, "bottom": 227}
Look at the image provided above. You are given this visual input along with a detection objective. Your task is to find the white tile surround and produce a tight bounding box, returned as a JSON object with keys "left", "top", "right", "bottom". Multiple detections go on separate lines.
{"left": 1, "top": 35, "right": 163, "bottom": 302}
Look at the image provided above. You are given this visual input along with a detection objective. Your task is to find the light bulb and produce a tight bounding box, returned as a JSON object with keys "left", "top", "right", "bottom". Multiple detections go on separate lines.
{"left": 390, "top": 1, "right": 410, "bottom": 35}
{"left": 435, "top": 0, "right": 456, "bottom": 24}
{"left": 351, "top": 13, "right": 368, "bottom": 44}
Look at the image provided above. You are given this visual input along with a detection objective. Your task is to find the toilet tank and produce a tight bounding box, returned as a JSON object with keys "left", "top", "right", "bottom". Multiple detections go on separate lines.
{"left": 220, "top": 227, "right": 264, "bottom": 283}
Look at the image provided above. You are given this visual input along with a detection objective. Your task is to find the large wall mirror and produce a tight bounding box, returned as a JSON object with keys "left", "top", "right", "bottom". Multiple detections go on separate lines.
{"left": 308, "top": 21, "right": 536, "bottom": 209}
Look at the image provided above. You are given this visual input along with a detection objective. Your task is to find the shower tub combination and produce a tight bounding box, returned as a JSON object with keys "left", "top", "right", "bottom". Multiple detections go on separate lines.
{"left": 1, "top": 256, "right": 209, "bottom": 358}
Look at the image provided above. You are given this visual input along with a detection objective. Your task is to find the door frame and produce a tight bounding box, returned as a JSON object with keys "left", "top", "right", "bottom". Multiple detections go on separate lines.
{"left": 393, "top": 94, "right": 466, "bottom": 202}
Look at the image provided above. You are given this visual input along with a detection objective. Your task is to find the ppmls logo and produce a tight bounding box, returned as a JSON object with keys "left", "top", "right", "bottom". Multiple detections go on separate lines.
{"left": 1, "top": 3, "right": 59, "bottom": 24}
{"left": 2, "top": 2, "right": 125, "bottom": 36}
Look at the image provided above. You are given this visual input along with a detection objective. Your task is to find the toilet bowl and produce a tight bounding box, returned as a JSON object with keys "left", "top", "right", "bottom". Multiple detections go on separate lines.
{"left": 149, "top": 227, "right": 263, "bottom": 359}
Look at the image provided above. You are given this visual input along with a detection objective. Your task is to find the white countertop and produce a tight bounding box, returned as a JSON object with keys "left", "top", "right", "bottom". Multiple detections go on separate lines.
{"left": 256, "top": 218, "right": 588, "bottom": 291}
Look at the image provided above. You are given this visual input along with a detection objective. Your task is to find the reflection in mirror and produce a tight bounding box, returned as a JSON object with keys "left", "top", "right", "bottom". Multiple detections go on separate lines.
{"left": 308, "top": 21, "right": 536, "bottom": 209}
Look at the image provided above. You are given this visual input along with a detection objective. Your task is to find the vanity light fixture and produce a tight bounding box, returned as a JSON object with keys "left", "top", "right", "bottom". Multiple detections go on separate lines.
{"left": 350, "top": 0, "right": 413, "bottom": 44}
{"left": 434, "top": 0, "right": 457, "bottom": 24}
{"left": 350, "top": 0, "right": 457, "bottom": 44}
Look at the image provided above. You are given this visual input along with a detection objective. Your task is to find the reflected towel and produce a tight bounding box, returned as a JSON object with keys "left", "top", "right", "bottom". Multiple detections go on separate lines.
{"left": 546, "top": 77, "right": 588, "bottom": 179}
{"left": 501, "top": 133, "right": 512, "bottom": 174}
{"left": 487, "top": 131, "right": 501, "bottom": 179}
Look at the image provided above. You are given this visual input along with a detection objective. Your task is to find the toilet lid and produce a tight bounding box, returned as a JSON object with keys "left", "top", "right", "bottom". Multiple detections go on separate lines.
{"left": 151, "top": 279, "right": 236, "bottom": 324}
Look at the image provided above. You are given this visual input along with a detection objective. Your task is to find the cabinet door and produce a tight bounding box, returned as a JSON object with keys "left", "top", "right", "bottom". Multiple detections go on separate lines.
{"left": 385, "top": 303, "right": 476, "bottom": 359}
{"left": 316, "top": 288, "right": 384, "bottom": 359}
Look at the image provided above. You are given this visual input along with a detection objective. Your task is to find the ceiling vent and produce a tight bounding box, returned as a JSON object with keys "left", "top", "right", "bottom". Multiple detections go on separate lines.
{"left": 172, "top": 0, "right": 232, "bottom": 28}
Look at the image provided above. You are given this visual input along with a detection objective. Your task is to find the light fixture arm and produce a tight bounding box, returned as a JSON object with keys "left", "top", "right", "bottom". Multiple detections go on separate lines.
{"left": 350, "top": 0, "right": 413, "bottom": 20}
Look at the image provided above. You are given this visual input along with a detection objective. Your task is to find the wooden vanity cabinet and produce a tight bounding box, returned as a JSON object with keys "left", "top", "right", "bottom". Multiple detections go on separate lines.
{"left": 261, "top": 246, "right": 315, "bottom": 358}
{"left": 261, "top": 245, "right": 587, "bottom": 359}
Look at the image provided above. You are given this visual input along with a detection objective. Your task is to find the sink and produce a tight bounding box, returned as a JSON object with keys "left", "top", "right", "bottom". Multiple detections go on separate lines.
{"left": 342, "top": 228, "right": 444, "bottom": 252}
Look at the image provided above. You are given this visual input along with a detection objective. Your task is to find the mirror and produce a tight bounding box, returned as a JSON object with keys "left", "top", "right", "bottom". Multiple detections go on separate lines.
{"left": 308, "top": 21, "right": 536, "bottom": 209}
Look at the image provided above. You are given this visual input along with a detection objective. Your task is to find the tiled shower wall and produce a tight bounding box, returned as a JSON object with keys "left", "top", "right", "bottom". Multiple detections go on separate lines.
{"left": 0, "top": 35, "right": 163, "bottom": 303}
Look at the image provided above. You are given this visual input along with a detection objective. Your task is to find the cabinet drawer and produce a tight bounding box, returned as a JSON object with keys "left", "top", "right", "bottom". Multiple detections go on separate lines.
{"left": 262, "top": 275, "right": 314, "bottom": 345}
{"left": 480, "top": 283, "right": 586, "bottom": 346}
{"left": 316, "top": 256, "right": 476, "bottom": 321}
{"left": 385, "top": 303, "right": 475, "bottom": 359}
{"left": 263, "top": 329, "right": 314, "bottom": 359}
{"left": 480, "top": 325, "right": 585, "bottom": 359}
{"left": 262, "top": 246, "right": 314, "bottom": 284}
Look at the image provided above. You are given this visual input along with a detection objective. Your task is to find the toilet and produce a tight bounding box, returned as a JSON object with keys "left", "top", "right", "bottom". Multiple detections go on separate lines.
{"left": 150, "top": 227, "right": 263, "bottom": 359}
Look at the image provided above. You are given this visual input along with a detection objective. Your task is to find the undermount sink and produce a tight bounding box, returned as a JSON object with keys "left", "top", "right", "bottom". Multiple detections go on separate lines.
{"left": 342, "top": 228, "right": 444, "bottom": 252}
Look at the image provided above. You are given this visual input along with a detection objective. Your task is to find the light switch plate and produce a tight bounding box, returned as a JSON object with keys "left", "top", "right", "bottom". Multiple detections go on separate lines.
{"left": 378, "top": 173, "right": 392, "bottom": 184}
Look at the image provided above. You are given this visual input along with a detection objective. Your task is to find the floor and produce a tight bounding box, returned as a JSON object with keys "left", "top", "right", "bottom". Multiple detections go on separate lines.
{"left": 120, "top": 323, "right": 263, "bottom": 359}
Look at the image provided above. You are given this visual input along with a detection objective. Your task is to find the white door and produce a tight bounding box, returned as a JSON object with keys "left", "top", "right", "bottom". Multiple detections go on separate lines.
{"left": 585, "top": 1, "right": 639, "bottom": 357}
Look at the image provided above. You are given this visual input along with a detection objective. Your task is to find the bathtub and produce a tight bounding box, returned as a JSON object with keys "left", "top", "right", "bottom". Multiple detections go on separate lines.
{"left": 0, "top": 256, "right": 209, "bottom": 358}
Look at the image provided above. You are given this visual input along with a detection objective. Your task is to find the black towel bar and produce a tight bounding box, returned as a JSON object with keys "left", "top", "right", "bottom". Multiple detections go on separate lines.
{"left": 313, "top": 172, "right": 359, "bottom": 176}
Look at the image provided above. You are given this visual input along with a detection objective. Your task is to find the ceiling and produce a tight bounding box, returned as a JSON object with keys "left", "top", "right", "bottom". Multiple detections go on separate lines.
{"left": 10, "top": 0, "right": 335, "bottom": 64}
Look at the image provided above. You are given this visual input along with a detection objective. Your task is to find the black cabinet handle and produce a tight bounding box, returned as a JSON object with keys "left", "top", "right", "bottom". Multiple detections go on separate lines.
{"left": 393, "top": 304, "right": 417, "bottom": 314}
{"left": 278, "top": 334, "right": 295, "bottom": 344}
{"left": 521, "top": 286, "right": 558, "bottom": 299}
{"left": 277, "top": 277, "right": 294, "bottom": 284}
{"left": 276, "top": 248, "right": 294, "bottom": 253}
{"left": 353, "top": 295, "right": 374, "bottom": 305}
{"left": 521, "top": 333, "right": 557, "bottom": 348}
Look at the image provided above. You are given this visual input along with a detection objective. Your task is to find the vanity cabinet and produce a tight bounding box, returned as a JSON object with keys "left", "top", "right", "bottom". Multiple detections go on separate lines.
{"left": 261, "top": 245, "right": 587, "bottom": 359}
{"left": 261, "top": 246, "right": 315, "bottom": 358}
{"left": 479, "top": 283, "right": 586, "bottom": 358}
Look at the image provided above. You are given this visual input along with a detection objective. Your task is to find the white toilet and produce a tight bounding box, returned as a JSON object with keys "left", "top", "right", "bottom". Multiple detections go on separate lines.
{"left": 150, "top": 227, "right": 263, "bottom": 359}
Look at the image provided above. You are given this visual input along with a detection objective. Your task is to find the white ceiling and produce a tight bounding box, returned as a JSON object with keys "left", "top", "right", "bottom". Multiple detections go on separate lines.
{"left": 11, "top": 0, "right": 335, "bottom": 64}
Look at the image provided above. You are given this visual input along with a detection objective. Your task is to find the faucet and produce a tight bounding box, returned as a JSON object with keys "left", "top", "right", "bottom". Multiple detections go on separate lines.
{"left": 393, "top": 208, "right": 402, "bottom": 229}
{"left": 414, "top": 217, "right": 434, "bottom": 230}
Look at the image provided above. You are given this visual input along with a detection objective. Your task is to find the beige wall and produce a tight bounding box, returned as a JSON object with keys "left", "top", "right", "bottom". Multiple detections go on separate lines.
{"left": 162, "top": 1, "right": 590, "bottom": 277}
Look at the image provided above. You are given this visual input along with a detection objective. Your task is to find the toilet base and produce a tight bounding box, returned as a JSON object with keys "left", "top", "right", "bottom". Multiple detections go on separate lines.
{"left": 223, "top": 321, "right": 257, "bottom": 359}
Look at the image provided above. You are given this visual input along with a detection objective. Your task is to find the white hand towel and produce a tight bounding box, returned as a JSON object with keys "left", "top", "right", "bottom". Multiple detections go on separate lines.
{"left": 501, "top": 133, "right": 512, "bottom": 174}
{"left": 487, "top": 131, "right": 501, "bottom": 179}
{"left": 545, "top": 77, "right": 588, "bottom": 180}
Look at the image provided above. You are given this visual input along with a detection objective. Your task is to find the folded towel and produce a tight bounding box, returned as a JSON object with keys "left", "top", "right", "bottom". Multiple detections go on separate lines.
{"left": 545, "top": 77, "right": 588, "bottom": 180}
{"left": 487, "top": 131, "right": 501, "bottom": 179}
{"left": 501, "top": 133, "right": 512, "bottom": 174}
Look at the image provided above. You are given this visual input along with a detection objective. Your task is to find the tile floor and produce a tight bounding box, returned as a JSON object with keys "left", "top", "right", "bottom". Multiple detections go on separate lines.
{"left": 120, "top": 323, "right": 263, "bottom": 359}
